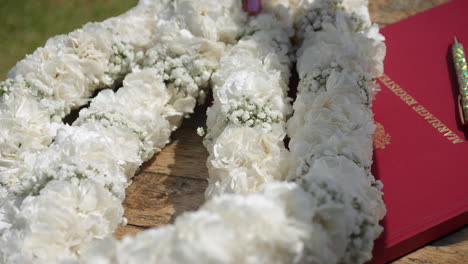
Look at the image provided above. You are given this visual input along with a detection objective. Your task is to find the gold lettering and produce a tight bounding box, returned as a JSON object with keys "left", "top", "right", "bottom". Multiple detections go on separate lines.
{"left": 380, "top": 74, "right": 465, "bottom": 144}
{"left": 417, "top": 110, "right": 431, "bottom": 117}
{"left": 424, "top": 114, "right": 436, "bottom": 121}
{"left": 405, "top": 97, "right": 418, "bottom": 106}
{"left": 430, "top": 121, "right": 443, "bottom": 129}
{"left": 378, "top": 75, "right": 386, "bottom": 82}
{"left": 389, "top": 83, "right": 400, "bottom": 92}
{"left": 438, "top": 126, "right": 450, "bottom": 133}
{"left": 412, "top": 105, "right": 425, "bottom": 112}
{"left": 379, "top": 74, "right": 391, "bottom": 85}
{"left": 394, "top": 89, "right": 406, "bottom": 96}
{"left": 452, "top": 138, "right": 464, "bottom": 144}
{"left": 444, "top": 131, "right": 456, "bottom": 137}
{"left": 400, "top": 94, "right": 411, "bottom": 101}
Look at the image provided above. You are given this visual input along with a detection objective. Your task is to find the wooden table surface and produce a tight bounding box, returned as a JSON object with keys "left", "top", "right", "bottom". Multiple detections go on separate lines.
{"left": 114, "top": 1, "right": 468, "bottom": 263}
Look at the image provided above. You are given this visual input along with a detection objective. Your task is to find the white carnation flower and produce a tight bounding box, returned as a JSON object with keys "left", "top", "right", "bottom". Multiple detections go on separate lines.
{"left": 144, "top": 21, "right": 224, "bottom": 107}
{"left": 298, "top": 156, "right": 384, "bottom": 263}
{"left": 9, "top": 24, "right": 114, "bottom": 110}
{"left": 294, "top": 0, "right": 371, "bottom": 40}
{"left": 206, "top": 126, "right": 290, "bottom": 197}
{"left": 81, "top": 184, "right": 315, "bottom": 264}
{"left": 0, "top": 180, "right": 123, "bottom": 262}
{"left": 173, "top": 0, "right": 247, "bottom": 43}
{"left": 103, "top": 2, "right": 161, "bottom": 50}
{"left": 298, "top": 30, "right": 385, "bottom": 78}
{"left": 206, "top": 69, "right": 290, "bottom": 144}
{"left": 65, "top": 122, "right": 143, "bottom": 178}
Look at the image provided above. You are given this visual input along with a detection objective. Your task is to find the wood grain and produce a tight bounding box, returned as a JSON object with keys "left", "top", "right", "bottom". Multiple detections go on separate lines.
{"left": 368, "top": 0, "right": 449, "bottom": 26}
{"left": 393, "top": 227, "right": 468, "bottom": 264}
{"left": 114, "top": 1, "right": 467, "bottom": 263}
{"left": 114, "top": 107, "right": 209, "bottom": 239}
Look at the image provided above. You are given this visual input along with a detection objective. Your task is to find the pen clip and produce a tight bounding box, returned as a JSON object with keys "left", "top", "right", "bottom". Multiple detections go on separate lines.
{"left": 457, "top": 95, "right": 467, "bottom": 125}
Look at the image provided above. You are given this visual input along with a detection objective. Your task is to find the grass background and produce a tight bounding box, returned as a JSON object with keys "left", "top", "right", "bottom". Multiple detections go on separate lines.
{"left": 0, "top": 0, "right": 138, "bottom": 79}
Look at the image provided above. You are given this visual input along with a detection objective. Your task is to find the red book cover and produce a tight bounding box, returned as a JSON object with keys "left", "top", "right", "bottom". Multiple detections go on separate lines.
{"left": 369, "top": 0, "right": 468, "bottom": 263}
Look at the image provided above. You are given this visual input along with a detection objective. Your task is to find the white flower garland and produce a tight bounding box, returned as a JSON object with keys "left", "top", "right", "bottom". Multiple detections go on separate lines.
{"left": 202, "top": 5, "right": 295, "bottom": 197}
{"left": 0, "top": 0, "right": 243, "bottom": 261}
{"left": 0, "top": 1, "right": 164, "bottom": 198}
{"left": 0, "top": 0, "right": 386, "bottom": 263}
{"left": 287, "top": 1, "right": 386, "bottom": 262}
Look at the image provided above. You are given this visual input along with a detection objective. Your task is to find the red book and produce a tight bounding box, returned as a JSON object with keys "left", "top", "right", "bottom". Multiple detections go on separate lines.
{"left": 369, "top": 0, "right": 468, "bottom": 263}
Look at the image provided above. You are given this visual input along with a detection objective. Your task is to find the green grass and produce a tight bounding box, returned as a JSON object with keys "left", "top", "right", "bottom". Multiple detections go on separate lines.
{"left": 0, "top": 0, "right": 138, "bottom": 79}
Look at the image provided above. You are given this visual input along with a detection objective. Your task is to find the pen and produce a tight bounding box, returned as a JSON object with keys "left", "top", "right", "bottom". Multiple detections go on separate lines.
{"left": 452, "top": 37, "right": 468, "bottom": 125}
